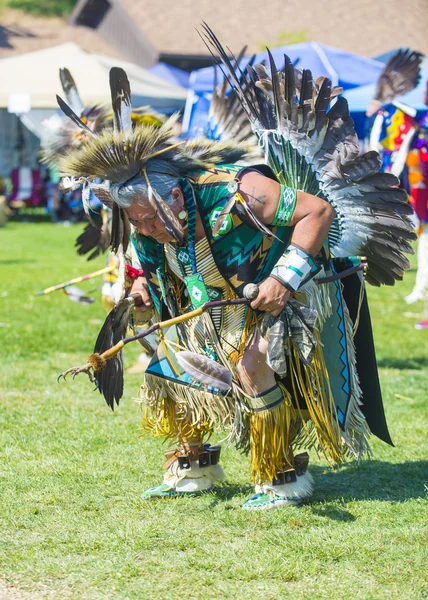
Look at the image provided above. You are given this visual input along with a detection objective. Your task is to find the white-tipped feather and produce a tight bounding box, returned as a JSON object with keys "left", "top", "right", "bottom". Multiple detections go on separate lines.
{"left": 176, "top": 351, "right": 233, "bottom": 391}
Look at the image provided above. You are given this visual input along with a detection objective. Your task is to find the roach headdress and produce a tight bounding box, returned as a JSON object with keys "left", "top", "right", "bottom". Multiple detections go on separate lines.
{"left": 58, "top": 67, "right": 253, "bottom": 250}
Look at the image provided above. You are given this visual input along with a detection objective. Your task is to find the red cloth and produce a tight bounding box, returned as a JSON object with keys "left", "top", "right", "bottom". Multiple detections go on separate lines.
{"left": 126, "top": 265, "right": 145, "bottom": 279}
{"left": 10, "top": 168, "right": 44, "bottom": 207}
{"left": 409, "top": 147, "right": 428, "bottom": 223}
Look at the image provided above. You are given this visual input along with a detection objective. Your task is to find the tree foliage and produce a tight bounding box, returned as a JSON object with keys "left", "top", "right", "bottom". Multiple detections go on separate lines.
{"left": 6, "top": 0, "right": 77, "bottom": 18}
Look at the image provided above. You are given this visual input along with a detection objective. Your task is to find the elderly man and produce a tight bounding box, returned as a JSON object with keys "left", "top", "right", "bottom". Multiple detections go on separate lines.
{"left": 58, "top": 40, "right": 414, "bottom": 509}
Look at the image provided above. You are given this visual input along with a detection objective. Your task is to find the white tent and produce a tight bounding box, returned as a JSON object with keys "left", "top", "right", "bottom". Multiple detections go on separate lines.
{"left": 0, "top": 43, "right": 188, "bottom": 176}
{"left": 0, "top": 42, "right": 188, "bottom": 111}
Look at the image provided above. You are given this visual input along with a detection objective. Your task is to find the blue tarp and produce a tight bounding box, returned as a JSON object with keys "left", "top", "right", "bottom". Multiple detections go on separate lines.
{"left": 149, "top": 62, "right": 190, "bottom": 89}
{"left": 183, "top": 42, "right": 384, "bottom": 138}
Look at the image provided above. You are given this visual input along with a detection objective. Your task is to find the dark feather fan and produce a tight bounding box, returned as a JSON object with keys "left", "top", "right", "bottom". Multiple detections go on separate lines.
{"left": 75, "top": 208, "right": 111, "bottom": 260}
{"left": 373, "top": 48, "right": 423, "bottom": 106}
{"left": 201, "top": 24, "right": 416, "bottom": 286}
{"left": 92, "top": 296, "right": 137, "bottom": 409}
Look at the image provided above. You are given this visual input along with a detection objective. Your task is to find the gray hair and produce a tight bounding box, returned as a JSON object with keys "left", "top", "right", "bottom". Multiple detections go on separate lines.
{"left": 109, "top": 159, "right": 182, "bottom": 208}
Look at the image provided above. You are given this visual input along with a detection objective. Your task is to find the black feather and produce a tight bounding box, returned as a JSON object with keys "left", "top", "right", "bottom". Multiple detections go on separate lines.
{"left": 59, "top": 68, "right": 84, "bottom": 116}
{"left": 75, "top": 211, "right": 110, "bottom": 260}
{"left": 110, "top": 204, "right": 130, "bottom": 254}
{"left": 56, "top": 94, "right": 95, "bottom": 136}
{"left": 93, "top": 297, "right": 134, "bottom": 409}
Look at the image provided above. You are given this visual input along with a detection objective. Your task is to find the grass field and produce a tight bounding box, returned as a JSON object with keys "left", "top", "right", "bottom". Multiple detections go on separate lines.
{"left": 0, "top": 220, "right": 427, "bottom": 600}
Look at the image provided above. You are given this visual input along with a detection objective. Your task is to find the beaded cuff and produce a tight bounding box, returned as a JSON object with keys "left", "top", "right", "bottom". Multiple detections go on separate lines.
{"left": 270, "top": 243, "right": 320, "bottom": 292}
{"left": 271, "top": 185, "right": 297, "bottom": 226}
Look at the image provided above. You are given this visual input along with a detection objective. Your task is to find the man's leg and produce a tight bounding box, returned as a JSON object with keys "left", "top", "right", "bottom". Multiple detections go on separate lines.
{"left": 140, "top": 382, "right": 225, "bottom": 499}
{"left": 236, "top": 332, "right": 313, "bottom": 510}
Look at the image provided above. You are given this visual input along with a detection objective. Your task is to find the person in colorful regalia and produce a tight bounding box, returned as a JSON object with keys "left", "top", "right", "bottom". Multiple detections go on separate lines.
{"left": 404, "top": 84, "right": 428, "bottom": 306}
{"left": 366, "top": 48, "right": 423, "bottom": 182}
{"left": 58, "top": 35, "right": 415, "bottom": 510}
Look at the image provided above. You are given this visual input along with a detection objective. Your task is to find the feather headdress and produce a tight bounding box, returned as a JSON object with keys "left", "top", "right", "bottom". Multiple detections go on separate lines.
{"left": 41, "top": 68, "right": 109, "bottom": 167}
{"left": 58, "top": 66, "right": 254, "bottom": 248}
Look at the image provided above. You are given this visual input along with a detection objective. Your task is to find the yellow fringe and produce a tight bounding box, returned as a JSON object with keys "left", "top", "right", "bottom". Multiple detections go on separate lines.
{"left": 249, "top": 383, "right": 297, "bottom": 484}
{"left": 138, "top": 372, "right": 237, "bottom": 445}
{"left": 289, "top": 331, "right": 344, "bottom": 465}
{"left": 140, "top": 394, "right": 213, "bottom": 445}
{"left": 227, "top": 306, "right": 259, "bottom": 366}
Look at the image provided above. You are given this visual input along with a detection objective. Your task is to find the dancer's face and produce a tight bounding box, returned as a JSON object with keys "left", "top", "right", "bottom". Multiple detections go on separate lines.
{"left": 126, "top": 186, "right": 185, "bottom": 243}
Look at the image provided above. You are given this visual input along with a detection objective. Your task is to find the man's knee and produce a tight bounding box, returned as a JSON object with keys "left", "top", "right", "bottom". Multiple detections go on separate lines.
{"left": 237, "top": 337, "right": 269, "bottom": 381}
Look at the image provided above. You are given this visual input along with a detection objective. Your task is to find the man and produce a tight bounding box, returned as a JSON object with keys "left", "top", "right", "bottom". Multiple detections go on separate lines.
{"left": 58, "top": 38, "right": 415, "bottom": 509}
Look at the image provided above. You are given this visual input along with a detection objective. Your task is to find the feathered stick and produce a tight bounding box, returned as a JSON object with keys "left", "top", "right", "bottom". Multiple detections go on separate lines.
{"left": 35, "top": 266, "right": 116, "bottom": 296}
{"left": 57, "top": 267, "right": 367, "bottom": 407}
{"left": 57, "top": 296, "right": 251, "bottom": 408}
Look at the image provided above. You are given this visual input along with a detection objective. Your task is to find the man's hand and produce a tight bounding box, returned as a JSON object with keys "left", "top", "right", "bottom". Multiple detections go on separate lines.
{"left": 250, "top": 277, "right": 291, "bottom": 316}
{"left": 131, "top": 275, "right": 153, "bottom": 312}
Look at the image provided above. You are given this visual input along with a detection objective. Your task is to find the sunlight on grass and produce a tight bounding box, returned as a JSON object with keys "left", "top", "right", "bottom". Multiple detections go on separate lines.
{"left": 0, "top": 222, "right": 427, "bottom": 599}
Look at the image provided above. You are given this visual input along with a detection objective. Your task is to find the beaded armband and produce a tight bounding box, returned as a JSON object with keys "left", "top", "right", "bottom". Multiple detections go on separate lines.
{"left": 271, "top": 185, "right": 297, "bottom": 226}
{"left": 270, "top": 243, "right": 321, "bottom": 292}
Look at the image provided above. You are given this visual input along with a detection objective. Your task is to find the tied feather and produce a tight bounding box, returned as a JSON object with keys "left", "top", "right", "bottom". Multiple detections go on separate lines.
{"left": 176, "top": 351, "right": 232, "bottom": 391}
{"left": 143, "top": 169, "right": 185, "bottom": 244}
{"left": 213, "top": 193, "right": 280, "bottom": 240}
{"left": 59, "top": 68, "right": 85, "bottom": 117}
{"left": 56, "top": 94, "right": 95, "bottom": 137}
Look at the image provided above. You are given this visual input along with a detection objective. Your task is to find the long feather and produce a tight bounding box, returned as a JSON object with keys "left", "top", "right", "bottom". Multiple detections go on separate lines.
{"left": 59, "top": 68, "right": 85, "bottom": 116}
{"left": 93, "top": 296, "right": 136, "bottom": 408}
{"left": 236, "top": 200, "right": 281, "bottom": 241}
{"left": 110, "top": 205, "right": 130, "bottom": 254}
{"left": 176, "top": 351, "right": 232, "bottom": 391}
{"left": 212, "top": 195, "right": 237, "bottom": 236}
{"left": 147, "top": 182, "right": 184, "bottom": 244}
{"left": 109, "top": 67, "right": 133, "bottom": 137}
{"left": 56, "top": 94, "right": 95, "bottom": 136}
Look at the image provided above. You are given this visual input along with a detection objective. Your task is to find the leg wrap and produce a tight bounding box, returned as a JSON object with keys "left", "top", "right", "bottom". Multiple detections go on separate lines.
{"left": 248, "top": 383, "right": 299, "bottom": 485}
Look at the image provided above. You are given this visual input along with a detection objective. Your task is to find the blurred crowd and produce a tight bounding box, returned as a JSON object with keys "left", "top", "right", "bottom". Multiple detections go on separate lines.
{"left": 0, "top": 164, "right": 89, "bottom": 224}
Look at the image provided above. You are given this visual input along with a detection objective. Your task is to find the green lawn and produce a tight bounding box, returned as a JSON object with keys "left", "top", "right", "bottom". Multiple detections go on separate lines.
{"left": 0, "top": 221, "right": 427, "bottom": 600}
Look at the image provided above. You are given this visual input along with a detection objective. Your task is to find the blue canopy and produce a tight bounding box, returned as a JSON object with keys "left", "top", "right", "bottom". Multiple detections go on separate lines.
{"left": 184, "top": 42, "right": 384, "bottom": 137}
{"left": 149, "top": 62, "right": 190, "bottom": 89}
